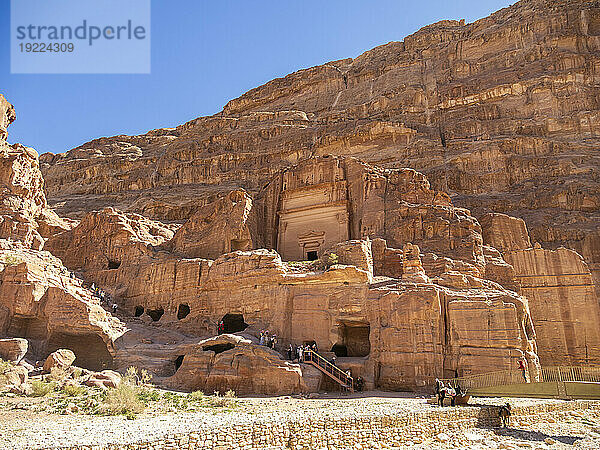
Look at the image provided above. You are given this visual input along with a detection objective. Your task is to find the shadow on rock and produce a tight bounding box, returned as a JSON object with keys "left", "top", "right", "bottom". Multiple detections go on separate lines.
{"left": 492, "top": 427, "right": 583, "bottom": 445}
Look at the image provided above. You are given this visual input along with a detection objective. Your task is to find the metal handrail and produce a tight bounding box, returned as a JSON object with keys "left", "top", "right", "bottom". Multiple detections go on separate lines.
{"left": 303, "top": 349, "right": 354, "bottom": 390}
{"left": 440, "top": 366, "right": 600, "bottom": 391}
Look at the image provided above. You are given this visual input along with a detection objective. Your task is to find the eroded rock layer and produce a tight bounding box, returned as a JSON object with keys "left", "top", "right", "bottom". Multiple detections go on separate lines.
{"left": 39, "top": 0, "right": 600, "bottom": 279}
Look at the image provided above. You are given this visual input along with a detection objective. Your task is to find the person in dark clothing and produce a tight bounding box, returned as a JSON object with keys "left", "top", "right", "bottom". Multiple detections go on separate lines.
{"left": 287, "top": 344, "right": 293, "bottom": 360}
{"left": 499, "top": 403, "right": 511, "bottom": 427}
{"left": 217, "top": 320, "right": 224, "bottom": 335}
{"left": 355, "top": 376, "right": 364, "bottom": 392}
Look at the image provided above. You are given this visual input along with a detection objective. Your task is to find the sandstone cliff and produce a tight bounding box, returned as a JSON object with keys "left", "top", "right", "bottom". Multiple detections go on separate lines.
{"left": 39, "top": 0, "right": 600, "bottom": 281}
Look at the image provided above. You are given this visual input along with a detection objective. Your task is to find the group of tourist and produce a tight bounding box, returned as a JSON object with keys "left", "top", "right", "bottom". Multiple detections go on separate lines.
{"left": 287, "top": 342, "right": 318, "bottom": 362}
{"left": 259, "top": 330, "right": 277, "bottom": 349}
{"left": 89, "top": 282, "right": 117, "bottom": 313}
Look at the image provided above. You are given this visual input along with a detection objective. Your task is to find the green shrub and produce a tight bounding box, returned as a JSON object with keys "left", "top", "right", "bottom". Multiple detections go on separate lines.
{"left": 100, "top": 383, "right": 144, "bottom": 417}
{"left": 30, "top": 380, "right": 56, "bottom": 397}
{"left": 63, "top": 384, "right": 87, "bottom": 397}
{"left": 189, "top": 390, "right": 205, "bottom": 401}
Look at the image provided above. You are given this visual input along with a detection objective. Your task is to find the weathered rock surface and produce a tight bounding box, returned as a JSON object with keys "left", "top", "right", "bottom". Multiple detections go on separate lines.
{"left": 167, "top": 334, "right": 311, "bottom": 395}
{"left": 43, "top": 348, "right": 76, "bottom": 372}
{"left": 166, "top": 189, "right": 253, "bottom": 259}
{"left": 38, "top": 0, "right": 600, "bottom": 282}
{"left": 506, "top": 245, "right": 600, "bottom": 366}
{"left": 0, "top": 338, "right": 27, "bottom": 363}
{"left": 480, "top": 212, "right": 600, "bottom": 366}
{"left": 0, "top": 247, "right": 126, "bottom": 370}
{"left": 45, "top": 207, "right": 175, "bottom": 272}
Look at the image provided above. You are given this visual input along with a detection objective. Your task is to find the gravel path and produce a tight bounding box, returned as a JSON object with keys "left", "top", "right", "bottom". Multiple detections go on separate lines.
{"left": 1, "top": 393, "right": 599, "bottom": 449}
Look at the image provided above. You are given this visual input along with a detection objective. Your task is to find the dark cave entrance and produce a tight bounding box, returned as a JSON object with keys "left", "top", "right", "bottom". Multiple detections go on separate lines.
{"left": 147, "top": 308, "right": 164, "bottom": 322}
{"left": 134, "top": 306, "right": 144, "bottom": 317}
{"left": 306, "top": 251, "right": 318, "bottom": 261}
{"left": 177, "top": 304, "right": 190, "bottom": 320}
{"left": 331, "top": 344, "right": 348, "bottom": 357}
{"left": 335, "top": 322, "right": 370, "bottom": 357}
{"left": 174, "top": 355, "right": 184, "bottom": 371}
{"left": 47, "top": 332, "right": 113, "bottom": 371}
{"left": 107, "top": 260, "right": 121, "bottom": 270}
{"left": 221, "top": 313, "right": 248, "bottom": 334}
{"left": 203, "top": 343, "right": 235, "bottom": 354}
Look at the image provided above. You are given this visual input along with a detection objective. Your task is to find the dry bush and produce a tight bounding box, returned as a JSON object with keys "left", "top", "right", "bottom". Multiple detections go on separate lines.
{"left": 30, "top": 380, "right": 56, "bottom": 397}
{"left": 48, "top": 367, "right": 69, "bottom": 383}
{"left": 0, "top": 359, "right": 12, "bottom": 389}
{"left": 209, "top": 390, "right": 237, "bottom": 407}
{"left": 63, "top": 383, "right": 87, "bottom": 397}
{"left": 100, "top": 382, "right": 144, "bottom": 417}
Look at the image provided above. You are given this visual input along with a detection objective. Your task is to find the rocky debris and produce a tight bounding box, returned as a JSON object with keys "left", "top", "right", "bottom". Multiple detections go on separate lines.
{"left": 83, "top": 369, "right": 121, "bottom": 389}
{"left": 43, "top": 349, "right": 76, "bottom": 372}
{"left": 0, "top": 338, "right": 27, "bottom": 363}
{"left": 166, "top": 334, "right": 310, "bottom": 395}
{"left": 0, "top": 395, "right": 598, "bottom": 450}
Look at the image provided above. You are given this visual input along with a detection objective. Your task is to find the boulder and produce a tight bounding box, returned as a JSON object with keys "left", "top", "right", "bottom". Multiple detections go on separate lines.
{"left": 43, "top": 349, "right": 76, "bottom": 372}
{"left": 0, "top": 338, "right": 28, "bottom": 363}
{"left": 83, "top": 370, "right": 121, "bottom": 389}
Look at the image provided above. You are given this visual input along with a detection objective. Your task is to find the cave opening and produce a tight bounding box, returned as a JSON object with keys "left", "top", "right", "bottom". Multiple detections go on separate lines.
{"left": 202, "top": 343, "right": 235, "bottom": 354}
{"left": 331, "top": 343, "right": 348, "bottom": 357}
{"left": 306, "top": 251, "right": 318, "bottom": 261}
{"left": 336, "top": 322, "right": 370, "bottom": 357}
{"left": 107, "top": 260, "right": 121, "bottom": 270}
{"left": 147, "top": 308, "right": 164, "bottom": 322}
{"left": 134, "top": 306, "right": 144, "bottom": 317}
{"left": 221, "top": 313, "right": 248, "bottom": 333}
{"left": 177, "top": 304, "right": 190, "bottom": 320}
{"left": 174, "top": 355, "right": 184, "bottom": 371}
{"left": 47, "top": 332, "right": 113, "bottom": 371}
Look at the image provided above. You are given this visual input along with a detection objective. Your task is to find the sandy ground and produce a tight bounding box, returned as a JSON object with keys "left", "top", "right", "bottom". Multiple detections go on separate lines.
{"left": 0, "top": 392, "right": 599, "bottom": 449}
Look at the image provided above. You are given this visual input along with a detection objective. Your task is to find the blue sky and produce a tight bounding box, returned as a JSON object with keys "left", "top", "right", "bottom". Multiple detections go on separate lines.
{"left": 0, "top": 1, "right": 514, "bottom": 155}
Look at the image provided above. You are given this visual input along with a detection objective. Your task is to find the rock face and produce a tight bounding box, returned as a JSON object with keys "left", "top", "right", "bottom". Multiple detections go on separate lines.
{"left": 506, "top": 246, "right": 600, "bottom": 366}
{"left": 0, "top": 93, "right": 71, "bottom": 250}
{"left": 480, "top": 212, "right": 600, "bottom": 367}
{"left": 0, "top": 247, "right": 126, "bottom": 370}
{"left": 167, "top": 334, "right": 310, "bottom": 395}
{"left": 1, "top": 0, "right": 600, "bottom": 394}
{"left": 0, "top": 94, "right": 15, "bottom": 142}
{"left": 167, "top": 189, "right": 254, "bottom": 259}
{"left": 480, "top": 213, "right": 532, "bottom": 254}
{"left": 38, "top": 0, "right": 600, "bottom": 287}
{"left": 0, "top": 338, "right": 28, "bottom": 363}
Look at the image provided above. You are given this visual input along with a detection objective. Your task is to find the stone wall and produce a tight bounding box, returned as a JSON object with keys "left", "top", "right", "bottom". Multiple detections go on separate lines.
{"left": 52, "top": 401, "right": 600, "bottom": 450}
